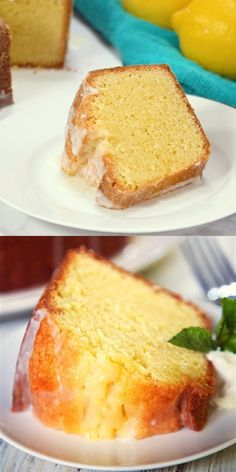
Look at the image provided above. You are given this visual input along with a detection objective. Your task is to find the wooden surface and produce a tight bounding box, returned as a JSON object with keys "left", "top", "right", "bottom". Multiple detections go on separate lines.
{"left": 1, "top": 440, "right": 236, "bottom": 472}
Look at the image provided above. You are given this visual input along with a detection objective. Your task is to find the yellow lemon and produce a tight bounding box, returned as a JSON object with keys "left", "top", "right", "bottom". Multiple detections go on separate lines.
{"left": 122, "top": 0, "right": 192, "bottom": 29}
{"left": 172, "top": 0, "right": 236, "bottom": 79}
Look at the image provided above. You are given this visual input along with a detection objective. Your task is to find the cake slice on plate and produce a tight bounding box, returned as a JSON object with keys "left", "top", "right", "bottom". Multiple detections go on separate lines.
{"left": 62, "top": 65, "right": 210, "bottom": 209}
{"left": 0, "top": 0, "right": 72, "bottom": 67}
{"left": 12, "top": 248, "right": 215, "bottom": 440}
{"left": 0, "top": 17, "right": 13, "bottom": 108}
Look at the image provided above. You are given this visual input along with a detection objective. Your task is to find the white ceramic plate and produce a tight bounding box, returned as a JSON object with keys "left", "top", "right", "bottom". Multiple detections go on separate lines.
{"left": 0, "top": 236, "right": 183, "bottom": 318}
{"left": 0, "top": 94, "right": 235, "bottom": 233}
{"left": 1, "top": 301, "right": 235, "bottom": 470}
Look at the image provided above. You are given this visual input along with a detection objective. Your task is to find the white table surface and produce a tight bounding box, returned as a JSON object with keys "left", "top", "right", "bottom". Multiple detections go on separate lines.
{"left": 0, "top": 14, "right": 235, "bottom": 236}
{"left": 1, "top": 238, "right": 236, "bottom": 471}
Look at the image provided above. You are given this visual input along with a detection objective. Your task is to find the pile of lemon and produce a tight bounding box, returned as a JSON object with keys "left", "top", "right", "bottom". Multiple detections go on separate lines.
{"left": 122, "top": 0, "right": 236, "bottom": 79}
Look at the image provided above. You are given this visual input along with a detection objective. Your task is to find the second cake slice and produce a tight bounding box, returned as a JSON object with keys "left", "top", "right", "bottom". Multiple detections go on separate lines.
{"left": 12, "top": 248, "right": 215, "bottom": 440}
{"left": 62, "top": 65, "right": 210, "bottom": 209}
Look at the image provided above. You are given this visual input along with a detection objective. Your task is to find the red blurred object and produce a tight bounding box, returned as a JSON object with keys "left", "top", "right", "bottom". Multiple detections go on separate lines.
{"left": 0, "top": 237, "right": 128, "bottom": 292}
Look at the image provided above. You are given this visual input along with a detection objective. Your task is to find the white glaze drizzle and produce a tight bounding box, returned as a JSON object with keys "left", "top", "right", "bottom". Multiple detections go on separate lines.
{"left": 81, "top": 81, "right": 98, "bottom": 97}
{"left": 62, "top": 79, "right": 98, "bottom": 169}
{"left": 0, "top": 90, "right": 7, "bottom": 99}
{"left": 157, "top": 176, "right": 201, "bottom": 195}
{"left": 70, "top": 126, "right": 87, "bottom": 156}
{"left": 96, "top": 176, "right": 201, "bottom": 209}
{"left": 79, "top": 142, "right": 106, "bottom": 187}
{"left": 12, "top": 308, "right": 47, "bottom": 410}
{"left": 96, "top": 190, "right": 113, "bottom": 209}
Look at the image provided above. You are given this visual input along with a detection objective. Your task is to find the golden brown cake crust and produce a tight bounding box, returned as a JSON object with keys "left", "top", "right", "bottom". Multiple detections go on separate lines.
{"left": 0, "top": 17, "right": 13, "bottom": 107}
{"left": 12, "top": 248, "right": 216, "bottom": 439}
{"left": 59, "top": 0, "right": 72, "bottom": 68}
{"left": 62, "top": 65, "right": 211, "bottom": 209}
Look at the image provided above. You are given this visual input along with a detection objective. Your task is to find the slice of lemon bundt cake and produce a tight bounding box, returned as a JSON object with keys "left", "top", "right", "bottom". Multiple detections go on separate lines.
{"left": 12, "top": 248, "right": 215, "bottom": 440}
{"left": 0, "top": 0, "right": 72, "bottom": 67}
{"left": 62, "top": 65, "right": 210, "bottom": 209}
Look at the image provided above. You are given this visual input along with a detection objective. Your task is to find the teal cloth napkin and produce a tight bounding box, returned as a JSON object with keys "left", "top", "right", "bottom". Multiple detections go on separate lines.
{"left": 74, "top": 0, "right": 236, "bottom": 108}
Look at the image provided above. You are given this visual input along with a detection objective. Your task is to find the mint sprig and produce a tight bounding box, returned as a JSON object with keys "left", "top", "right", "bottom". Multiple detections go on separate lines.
{"left": 169, "top": 327, "right": 217, "bottom": 353}
{"left": 168, "top": 298, "right": 236, "bottom": 354}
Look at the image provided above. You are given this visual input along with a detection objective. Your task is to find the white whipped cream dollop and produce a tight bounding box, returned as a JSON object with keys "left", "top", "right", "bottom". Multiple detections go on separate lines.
{"left": 207, "top": 350, "right": 236, "bottom": 409}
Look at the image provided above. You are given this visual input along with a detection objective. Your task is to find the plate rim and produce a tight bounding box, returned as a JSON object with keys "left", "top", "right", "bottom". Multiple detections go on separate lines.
{"left": 0, "top": 95, "right": 236, "bottom": 233}
{"left": 0, "top": 195, "right": 235, "bottom": 234}
{"left": 1, "top": 430, "right": 235, "bottom": 471}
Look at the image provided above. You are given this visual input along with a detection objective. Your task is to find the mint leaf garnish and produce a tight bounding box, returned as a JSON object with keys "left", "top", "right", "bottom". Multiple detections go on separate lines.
{"left": 168, "top": 298, "right": 236, "bottom": 354}
{"left": 169, "top": 327, "right": 217, "bottom": 353}
{"left": 216, "top": 298, "right": 236, "bottom": 352}
{"left": 221, "top": 298, "right": 236, "bottom": 332}
{"left": 215, "top": 317, "right": 230, "bottom": 347}
{"left": 223, "top": 335, "right": 236, "bottom": 354}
